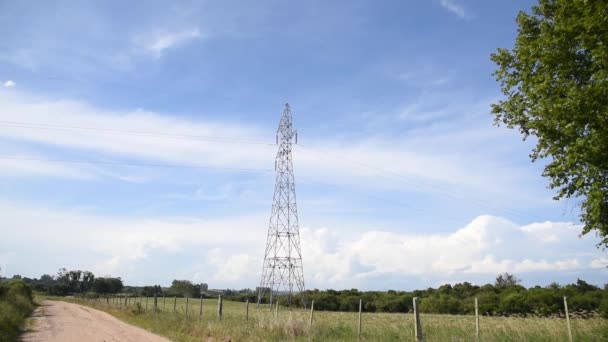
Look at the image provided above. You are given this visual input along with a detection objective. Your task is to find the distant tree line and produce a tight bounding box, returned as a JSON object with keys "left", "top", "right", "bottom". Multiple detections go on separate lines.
{"left": 4, "top": 269, "right": 606, "bottom": 318}
{"left": 225, "top": 274, "right": 608, "bottom": 318}
{"left": 0, "top": 270, "right": 209, "bottom": 300}
{"left": 2, "top": 268, "right": 123, "bottom": 296}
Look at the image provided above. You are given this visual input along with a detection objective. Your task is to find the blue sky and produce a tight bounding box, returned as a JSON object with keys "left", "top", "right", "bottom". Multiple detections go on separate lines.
{"left": 0, "top": 0, "right": 606, "bottom": 290}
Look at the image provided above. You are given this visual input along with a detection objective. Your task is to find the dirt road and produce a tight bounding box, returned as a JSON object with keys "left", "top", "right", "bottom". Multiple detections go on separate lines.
{"left": 21, "top": 300, "right": 172, "bottom": 342}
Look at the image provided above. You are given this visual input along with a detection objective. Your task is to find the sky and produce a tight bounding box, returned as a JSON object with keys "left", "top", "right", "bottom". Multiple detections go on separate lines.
{"left": 0, "top": 0, "right": 606, "bottom": 290}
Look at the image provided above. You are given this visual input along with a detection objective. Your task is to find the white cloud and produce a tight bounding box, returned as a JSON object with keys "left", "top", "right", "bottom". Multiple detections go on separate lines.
{"left": 0, "top": 199, "right": 604, "bottom": 288}
{"left": 0, "top": 91, "right": 275, "bottom": 172}
{"left": 440, "top": 0, "right": 466, "bottom": 18}
{"left": 301, "top": 215, "right": 601, "bottom": 288}
{"left": 205, "top": 249, "right": 259, "bottom": 283}
{"left": 0, "top": 88, "right": 559, "bottom": 224}
{"left": 3, "top": 80, "right": 15, "bottom": 87}
{"left": 590, "top": 257, "right": 608, "bottom": 269}
{"left": 136, "top": 28, "right": 204, "bottom": 58}
{"left": 0, "top": 154, "right": 91, "bottom": 179}
{"left": 0, "top": 200, "right": 266, "bottom": 283}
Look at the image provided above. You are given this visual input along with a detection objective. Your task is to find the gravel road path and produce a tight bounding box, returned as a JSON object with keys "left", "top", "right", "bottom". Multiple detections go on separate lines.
{"left": 21, "top": 300, "right": 172, "bottom": 342}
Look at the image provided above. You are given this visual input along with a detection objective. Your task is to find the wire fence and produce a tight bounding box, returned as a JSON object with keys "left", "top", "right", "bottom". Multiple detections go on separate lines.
{"left": 76, "top": 295, "right": 579, "bottom": 342}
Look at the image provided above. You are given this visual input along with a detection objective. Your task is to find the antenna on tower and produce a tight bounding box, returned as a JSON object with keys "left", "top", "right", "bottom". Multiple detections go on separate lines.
{"left": 257, "top": 103, "right": 306, "bottom": 307}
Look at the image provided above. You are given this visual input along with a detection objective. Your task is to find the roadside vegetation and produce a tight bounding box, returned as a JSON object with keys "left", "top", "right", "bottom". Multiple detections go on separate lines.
{"left": 66, "top": 295, "right": 608, "bottom": 341}
{"left": 0, "top": 280, "right": 35, "bottom": 342}
{"left": 8, "top": 268, "right": 607, "bottom": 340}
{"left": 8, "top": 268, "right": 608, "bottom": 318}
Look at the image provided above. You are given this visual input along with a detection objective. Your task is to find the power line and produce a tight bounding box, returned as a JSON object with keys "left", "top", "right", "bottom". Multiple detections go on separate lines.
{"left": 0, "top": 120, "right": 549, "bottom": 222}
{"left": 0, "top": 120, "right": 275, "bottom": 145}
{"left": 0, "top": 156, "right": 273, "bottom": 172}
{"left": 295, "top": 144, "right": 548, "bottom": 223}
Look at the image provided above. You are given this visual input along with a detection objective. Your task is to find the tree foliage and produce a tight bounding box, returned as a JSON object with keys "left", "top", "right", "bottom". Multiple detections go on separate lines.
{"left": 495, "top": 272, "right": 521, "bottom": 289}
{"left": 491, "top": 0, "right": 608, "bottom": 246}
{"left": 168, "top": 280, "right": 200, "bottom": 298}
{"left": 225, "top": 276, "right": 608, "bottom": 318}
{"left": 93, "top": 277, "right": 124, "bottom": 294}
{"left": 11, "top": 268, "right": 123, "bottom": 295}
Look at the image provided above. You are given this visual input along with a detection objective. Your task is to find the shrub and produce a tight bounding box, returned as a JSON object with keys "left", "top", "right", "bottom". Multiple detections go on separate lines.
{"left": 0, "top": 280, "right": 36, "bottom": 342}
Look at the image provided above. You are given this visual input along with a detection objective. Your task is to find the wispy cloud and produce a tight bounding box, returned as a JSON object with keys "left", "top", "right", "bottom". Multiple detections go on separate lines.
{"left": 0, "top": 154, "right": 91, "bottom": 179}
{"left": 439, "top": 0, "right": 466, "bottom": 18}
{"left": 3, "top": 80, "right": 15, "bottom": 88}
{"left": 136, "top": 28, "right": 204, "bottom": 58}
{"left": 0, "top": 89, "right": 544, "bottom": 205}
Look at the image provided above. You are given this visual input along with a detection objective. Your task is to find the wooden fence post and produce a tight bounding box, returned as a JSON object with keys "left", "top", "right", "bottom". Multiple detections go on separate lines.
{"left": 269, "top": 293, "right": 273, "bottom": 311}
{"left": 173, "top": 296, "right": 177, "bottom": 313}
{"left": 163, "top": 295, "right": 166, "bottom": 312}
{"left": 217, "top": 294, "right": 223, "bottom": 321}
{"left": 246, "top": 299, "right": 249, "bottom": 321}
{"left": 564, "top": 296, "right": 573, "bottom": 342}
{"left": 275, "top": 301, "right": 279, "bottom": 320}
{"left": 124, "top": 294, "right": 127, "bottom": 307}
{"left": 185, "top": 296, "right": 189, "bottom": 317}
{"left": 199, "top": 295, "right": 203, "bottom": 323}
{"left": 145, "top": 297, "right": 148, "bottom": 311}
{"left": 413, "top": 297, "right": 423, "bottom": 342}
{"left": 154, "top": 294, "right": 158, "bottom": 312}
{"left": 475, "top": 297, "right": 480, "bottom": 341}
{"left": 309, "top": 300, "right": 315, "bottom": 327}
{"left": 358, "top": 299, "right": 363, "bottom": 338}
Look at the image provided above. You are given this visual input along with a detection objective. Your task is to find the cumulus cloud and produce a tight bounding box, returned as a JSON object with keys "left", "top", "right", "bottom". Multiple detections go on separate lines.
{"left": 3, "top": 80, "right": 15, "bottom": 87}
{"left": 301, "top": 215, "right": 600, "bottom": 288}
{"left": 0, "top": 199, "right": 604, "bottom": 288}
{"left": 0, "top": 200, "right": 266, "bottom": 283}
{"left": 439, "top": 0, "right": 466, "bottom": 18}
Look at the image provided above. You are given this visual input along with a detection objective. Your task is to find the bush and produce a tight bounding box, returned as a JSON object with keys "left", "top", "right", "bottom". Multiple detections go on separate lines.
{"left": 599, "top": 296, "right": 608, "bottom": 319}
{"left": 0, "top": 280, "right": 36, "bottom": 342}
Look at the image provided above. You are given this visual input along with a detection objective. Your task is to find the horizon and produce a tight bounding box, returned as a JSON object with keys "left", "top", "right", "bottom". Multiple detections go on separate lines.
{"left": 1, "top": 0, "right": 607, "bottom": 291}
{"left": 4, "top": 269, "right": 605, "bottom": 291}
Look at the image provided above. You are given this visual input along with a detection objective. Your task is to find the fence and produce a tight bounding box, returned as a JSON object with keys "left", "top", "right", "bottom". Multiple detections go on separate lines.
{"left": 83, "top": 295, "right": 578, "bottom": 341}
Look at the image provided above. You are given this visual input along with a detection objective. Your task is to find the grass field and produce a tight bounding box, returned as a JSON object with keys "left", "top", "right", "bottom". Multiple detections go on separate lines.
{"left": 55, "top": 296, "right": 608, "bottom": 341}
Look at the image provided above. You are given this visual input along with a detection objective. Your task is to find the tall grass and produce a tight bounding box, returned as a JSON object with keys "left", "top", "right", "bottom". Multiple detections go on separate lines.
{"left": 63, "top": 296, "right": 608, "bottom": 341}
{"left": 0, "top": 280, "right": 35, "bottom": 342}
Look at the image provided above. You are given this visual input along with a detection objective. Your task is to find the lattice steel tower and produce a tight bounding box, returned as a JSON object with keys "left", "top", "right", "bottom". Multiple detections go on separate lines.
{"left": 257, "top": 103, "right": 306, "bottom": 307}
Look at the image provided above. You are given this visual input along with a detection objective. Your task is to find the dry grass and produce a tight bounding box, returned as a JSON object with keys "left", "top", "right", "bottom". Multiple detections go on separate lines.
{"left": 55, "top": 296, "right": 608, "bottom": 341}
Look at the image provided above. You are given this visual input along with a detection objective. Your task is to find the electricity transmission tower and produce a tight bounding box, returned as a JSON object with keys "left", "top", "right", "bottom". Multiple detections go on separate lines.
{"left": 257, "top": 103, "right": 306, "bottom": 307}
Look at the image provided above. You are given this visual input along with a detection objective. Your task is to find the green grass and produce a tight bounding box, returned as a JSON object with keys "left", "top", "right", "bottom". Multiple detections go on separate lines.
{"left": 54, "top": 296, "right": 608, "bottom": 341}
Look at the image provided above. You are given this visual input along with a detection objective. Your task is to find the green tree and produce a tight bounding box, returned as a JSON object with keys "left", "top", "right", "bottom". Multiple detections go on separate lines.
{"left": 169, "top": 280, "right": 198, "bottom": 297}
{"left": 93, "top": 277, "right": 123, "bottom": 294}
{"left": 495, "top": 273, "right": 521, "bottom": 289}
{"left": 491, "top": 0, "right": 608, "bottom": 246}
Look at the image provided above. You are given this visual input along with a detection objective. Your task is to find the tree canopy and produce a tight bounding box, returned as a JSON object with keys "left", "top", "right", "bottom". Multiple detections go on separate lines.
{"left": 491, "top": 0, "right": 608, "bottom": 246}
